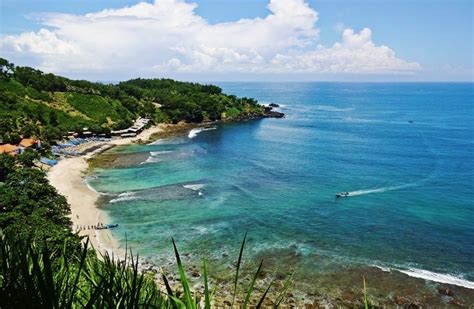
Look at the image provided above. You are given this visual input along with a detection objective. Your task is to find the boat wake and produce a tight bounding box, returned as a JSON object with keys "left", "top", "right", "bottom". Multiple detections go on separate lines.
{"left": 188, "top": 127, "right": 216, "bottom": 138}
{"left": 344, "top": 183, "right": 417, "bottom": 197}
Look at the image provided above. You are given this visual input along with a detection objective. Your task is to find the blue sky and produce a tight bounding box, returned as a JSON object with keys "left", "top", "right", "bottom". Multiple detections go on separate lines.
{"left": 1, "top": 0, "right": 472, "bottom": 81}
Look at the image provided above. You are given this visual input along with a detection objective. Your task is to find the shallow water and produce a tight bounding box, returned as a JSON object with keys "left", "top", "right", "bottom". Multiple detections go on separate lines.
{"left": 89, "top": 82, "right": 474, "bottom": 301}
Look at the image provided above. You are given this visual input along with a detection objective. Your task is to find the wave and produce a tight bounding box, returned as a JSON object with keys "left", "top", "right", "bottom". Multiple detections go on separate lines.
{"left": 110, "top": 191, "right": 137, "bottom": 203}
{"left": 344, "top": 183, "right": 417, "bottom": 197}
{"left": 147, "top": 139, "right": 164, "bottom": 145}
{"left": 148, "top": 138, "right": 186, "bottom": 145}
{"left": 109, "top": 196, "right": 137, "bottom": 203}
{"left": 150, "top": 150, "right": 173, "bottom": 156}
{"left": 188, "top": 127, "right": 216, "bottom": 139}
{"left": 314, "top": 105, "right": 354, "bottom": 112}
{"left": 183, "top": 183, "right": 205, "bottom": 191}
{"left": 140, "top": 156, "right": 161, "bottom": 164}
{"left": 397, "top": 268, "right": 474, "bottom": 289}
{"left": 372, "top": 264, "right": 474, "bottom": 289}
{"left": 84, "top": 178, "right": 114, "bottom": 196}
{"left": 140, "top": 150, "right": 175, "bottom": 164}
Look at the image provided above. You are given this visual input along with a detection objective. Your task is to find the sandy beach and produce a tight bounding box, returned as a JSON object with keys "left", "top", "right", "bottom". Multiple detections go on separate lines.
{"left": 47, "top": 125, "right": 164, "bottom": 254}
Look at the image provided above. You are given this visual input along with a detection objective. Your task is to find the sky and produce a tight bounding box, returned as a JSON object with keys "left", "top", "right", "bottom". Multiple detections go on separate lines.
{"left": 0, "top": 0, "right": 472, "bottom": 82}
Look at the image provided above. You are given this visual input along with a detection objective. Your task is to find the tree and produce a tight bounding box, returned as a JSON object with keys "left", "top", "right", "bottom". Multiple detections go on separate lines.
{"left": 0, "top": 58, "right": 14, "bottom": 80}
{"left": 22, "top": 123, "right": 37, "bottom": 138}
{"left": 49, "top": 111, "right": 59, "bottom": 126}
{"left": 0, "top": 167, "right": 76, "bottom": 249}
{"left": 3, "top": 132, "right": 21, "bottom": 145}
{"left": 18, "top": 148, "right": 39, "bottom": 167}
{"left": 0, "top": 154, "right": 16, "bottom": 182}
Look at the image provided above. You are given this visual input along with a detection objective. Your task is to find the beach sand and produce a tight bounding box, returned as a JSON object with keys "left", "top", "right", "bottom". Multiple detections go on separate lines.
{"left": 47, "top": 125, "right": 164, "bottom": 254}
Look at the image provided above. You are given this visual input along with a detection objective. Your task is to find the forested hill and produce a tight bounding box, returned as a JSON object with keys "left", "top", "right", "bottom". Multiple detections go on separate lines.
{"left": 0, "top": 58, "right": 266, "bottom": 145}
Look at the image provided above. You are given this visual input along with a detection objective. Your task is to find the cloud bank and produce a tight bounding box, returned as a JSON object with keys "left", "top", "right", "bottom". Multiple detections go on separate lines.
{"left": 0, "top": 0, "right": 420, "bottom": 79}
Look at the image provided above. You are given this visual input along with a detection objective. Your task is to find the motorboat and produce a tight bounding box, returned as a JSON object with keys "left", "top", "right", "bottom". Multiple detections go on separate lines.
{"left": 336, "top": 192, "right": 350, "bottom": 198}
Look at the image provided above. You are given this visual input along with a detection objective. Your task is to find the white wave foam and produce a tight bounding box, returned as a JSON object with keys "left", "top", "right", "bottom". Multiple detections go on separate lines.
{"left": 183, "top": 184, "right": 205, "bottom": 191}
{"left": 140, "top": 156, "right": 162, "bottom": 165}
{"left": 373, "top": 265, "right": 391, "bottom": 272}
{"left": 150, "top": 150, "right": 173, "bottom": 156}
{"left": 84, "top": 178, "right": 112, "bottom": 196}
{"left": 396, "top": 268, "right": 474, "bottom": 289}
{"left": 148, "top": 139, "right": 186, "bottom": 145}
{"left": 345, "top": 183, "right": 416, "bottom": 197}
{"left": 110, "top": 191, "right": 137, "bottom": 203}
{"left": 110, "top": 196, "right": 137, "bottom": 203}
{"left": 314, "top": 105, "right": 354, "bottom": 112}
{"left": 188, "top": 127, "right": 216, "bottom": 138}
{"left": 147, "top": 139, "right": 163, "bottom": 145}
{"left": 118, "top": 191, "right": 135, "bottom": 197}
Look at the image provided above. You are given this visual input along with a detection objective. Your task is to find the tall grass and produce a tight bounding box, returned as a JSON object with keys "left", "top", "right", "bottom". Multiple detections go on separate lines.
{"left": 0, "top": 233, "right": 289, "bottom": 308}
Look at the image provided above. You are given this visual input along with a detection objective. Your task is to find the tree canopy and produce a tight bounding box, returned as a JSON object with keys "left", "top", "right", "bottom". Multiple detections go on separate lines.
{"left": 0, "top": 58, "right": 264, "bottom": 146}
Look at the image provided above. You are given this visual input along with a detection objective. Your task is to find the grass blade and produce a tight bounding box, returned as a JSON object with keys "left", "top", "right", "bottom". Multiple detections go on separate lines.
{"left": 172, "top": 238, "right": 194, "bottom": 309}
{"left": 232, "top": 232, "right": 247, "bottom": 307}
{"left": 273, "top": 273, "right": 293, "bottom": 308}
{"left": 243, "top": 259, "right": 264, "bottom": 309}
{"left": 203, "top": 260, "right": 211, "bottom": 309}
{"left": 363, "top": 276, "right": 369, "bottom": 309}
{"left": 256, "top": 279, "right": 273, "bottom": 308}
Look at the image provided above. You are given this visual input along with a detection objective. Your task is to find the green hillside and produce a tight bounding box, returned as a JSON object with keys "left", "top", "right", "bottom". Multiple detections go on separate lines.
{"left": 0, "top": 58, "right": 264, "bottom": 145}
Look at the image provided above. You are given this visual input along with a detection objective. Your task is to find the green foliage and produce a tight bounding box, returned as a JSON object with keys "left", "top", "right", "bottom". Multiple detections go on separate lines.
{"left": 66, "top": 92, "right": 132, "bottom": 122}
{"left": 0, "top": 57, "right": 14, "bottom": 80}
{"left": 0, "top": 154, "right": 15, "bottom": 182}
{"left": 0, "top": 236, "right": 165, "bottom": 308}
{"left": 0, "top": 166, "right": 78, "bottom": 250}
{"left": 2, "top": 132, "right": 21, "bottom": 144}
{"left": 17, "top": 148, "right": 40, "bottom": 167}
{"left": 0, "top": 233, "right": 286, "bottom": 308}
{"left": 119, "top": 78, "right": 262, "bottom": 123}
{"left": 0, "top": 58, "right": 265, "bottom": 145}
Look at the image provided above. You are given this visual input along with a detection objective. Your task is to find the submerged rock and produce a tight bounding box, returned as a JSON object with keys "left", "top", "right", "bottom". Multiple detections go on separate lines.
{"left": 438, "top": 287, "right": 454, "bottom": 297}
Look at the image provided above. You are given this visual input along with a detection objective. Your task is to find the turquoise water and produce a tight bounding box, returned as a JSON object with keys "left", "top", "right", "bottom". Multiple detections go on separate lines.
{"left": 89, "top": 83, "right": 474, "bottom": 290}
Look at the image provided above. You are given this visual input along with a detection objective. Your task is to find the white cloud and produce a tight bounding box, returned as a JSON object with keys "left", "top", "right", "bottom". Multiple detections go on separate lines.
{"left": 0, "top": 0, "right": 420, "bottom": 79}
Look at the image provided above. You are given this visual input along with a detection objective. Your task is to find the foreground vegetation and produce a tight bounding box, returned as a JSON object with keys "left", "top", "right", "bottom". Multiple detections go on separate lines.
{"left": 1, "top": 233, "right": 293, "bottom": 308}
{"left": 0, "top": 57, "right": 264, "bottom": 148}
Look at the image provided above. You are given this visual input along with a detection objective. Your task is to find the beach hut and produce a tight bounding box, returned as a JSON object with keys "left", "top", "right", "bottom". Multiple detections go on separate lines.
{"left": 0, "top": 144, "right": 19, "bottom": 156}
{"left": 17, "top": 138, "right": 40, "bottom": 154}
{"left": 19, "top": 138, "right": 37, "bottom": 148}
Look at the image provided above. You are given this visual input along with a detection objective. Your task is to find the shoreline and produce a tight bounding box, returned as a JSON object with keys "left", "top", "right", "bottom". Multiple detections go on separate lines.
{"left": 46, "top": 122, "right": 474, "bottom": 306}
{"left": 47, "top": 124, "right": 165, "bottom": 255}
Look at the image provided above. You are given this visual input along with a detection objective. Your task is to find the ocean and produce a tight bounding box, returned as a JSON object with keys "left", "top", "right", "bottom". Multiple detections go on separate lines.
{"left": 88, "top": 82, "right": 474, "bottom": 302}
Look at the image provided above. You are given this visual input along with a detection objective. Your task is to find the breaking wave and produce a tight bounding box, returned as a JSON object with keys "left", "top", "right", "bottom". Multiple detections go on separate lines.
{"left": 150, "top": 150, "right": 173, "bottom": 156}
{"left": 188, "top": 127, "right": 216, "bottom": 138}
{"left": 397, "top": 268, "right": 474, "bottom": 289}
{"left": 110, "top": 191, "right": 137, "bottom": 203}
{"left": 183, "top": 183, "right": 205, "bottom": 191}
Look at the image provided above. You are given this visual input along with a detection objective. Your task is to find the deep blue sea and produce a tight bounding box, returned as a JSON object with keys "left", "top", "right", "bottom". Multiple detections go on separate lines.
{"left": 89, "top": 83, "right": 474, "bottom": 293}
